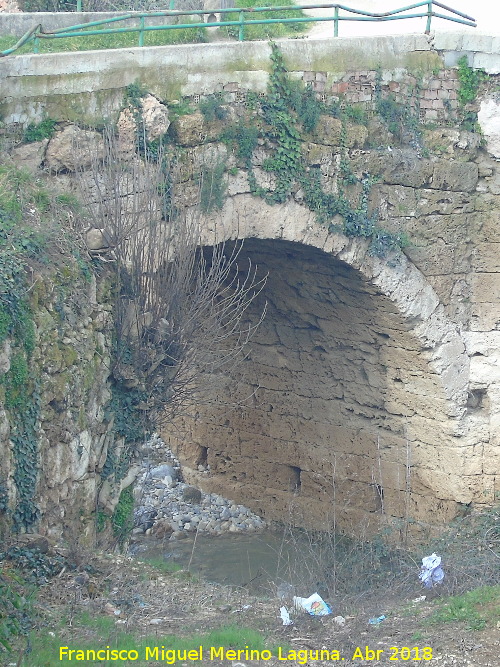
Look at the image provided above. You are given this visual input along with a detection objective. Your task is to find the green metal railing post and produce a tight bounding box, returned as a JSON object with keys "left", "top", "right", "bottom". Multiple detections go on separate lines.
{"left": 238, "top": 11, "right": 245, "bottom": 41}
{"left": 169, "top": 0, "right": 175, "bottom": 8}
{"left": 334, "top": 5, "right": 339, "bottom": 37}
{"left": 76, "top": 0, "right": 82, "bottom": 11}
{"left": 426, "top": 0, "right": 433, "bottom": 33}
{"left": 33, "top": 36, "right": 39, "bottom": 53}
{"left": 139, "top": 16, "right": 145, "bottom": 46}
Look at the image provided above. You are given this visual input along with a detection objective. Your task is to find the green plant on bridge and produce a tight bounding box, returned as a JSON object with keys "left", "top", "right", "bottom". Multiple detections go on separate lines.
{"left": 457, "top": 55, "right": 486, "bottom": 106}
{"left": 23, "top": 118, "right": 57, "bottom": 143}
{"left": 200, "top": 161, "right": 227, "bottom": 213}
{"left": 222, "top": 43, "right": 407, "bottom": 257}
{"left": 199, "top": 93, "right": 228, "bottom": 122}
{"left": 374, "top": 67, "right": 421, "bottom": 143}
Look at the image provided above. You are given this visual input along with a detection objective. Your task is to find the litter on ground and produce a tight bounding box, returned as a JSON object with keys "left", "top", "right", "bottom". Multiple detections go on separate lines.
{"left": 419, "top": 553, "right": 445, "bottom": 588}
{"left": 293, "top": 593, "right": 332, "bottom": 616}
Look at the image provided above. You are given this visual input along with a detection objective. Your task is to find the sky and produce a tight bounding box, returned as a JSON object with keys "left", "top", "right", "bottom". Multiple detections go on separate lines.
{"left": 301, "top": 0, "right": 499, "bottom": 38}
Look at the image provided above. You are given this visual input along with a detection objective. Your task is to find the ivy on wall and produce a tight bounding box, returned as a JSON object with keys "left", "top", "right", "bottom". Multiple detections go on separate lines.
{"left": 0, "top": 165, "right": 93, "bottom": 533}
{"left": 0, "top": 170, "right": 43, "bottom": 532}
{"left": 221, "top": 43, "right": 408, "bottom": 257}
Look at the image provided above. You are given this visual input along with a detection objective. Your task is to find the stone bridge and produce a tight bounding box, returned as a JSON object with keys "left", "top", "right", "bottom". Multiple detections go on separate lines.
{"left": 2, "top": 33, "right": 500, "bottom": 538}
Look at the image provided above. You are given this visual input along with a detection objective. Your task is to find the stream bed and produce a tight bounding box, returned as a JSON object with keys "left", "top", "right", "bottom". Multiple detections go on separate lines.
{"left": 132, "top": 530, "right": 327, "bottom": 596}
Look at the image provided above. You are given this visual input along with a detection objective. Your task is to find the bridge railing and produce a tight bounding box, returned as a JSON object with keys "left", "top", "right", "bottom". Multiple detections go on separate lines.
{"left": 0, "top": 1, "right": 476, "bottom": 57}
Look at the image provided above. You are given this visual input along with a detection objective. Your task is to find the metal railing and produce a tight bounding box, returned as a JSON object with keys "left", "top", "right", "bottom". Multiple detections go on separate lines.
{"left": 0, "top": 2, "right": 476, "bottom": 57}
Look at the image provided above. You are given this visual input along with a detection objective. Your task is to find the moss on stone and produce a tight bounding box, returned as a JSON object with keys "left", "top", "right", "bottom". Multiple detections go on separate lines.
{"left": 405, "top": 51, "right": 443, "bottom": 74}
{"left": 61, "top": 345, "right": 78, "bottom": 367}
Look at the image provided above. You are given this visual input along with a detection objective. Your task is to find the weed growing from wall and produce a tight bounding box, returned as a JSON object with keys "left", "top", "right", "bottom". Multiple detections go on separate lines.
{"left": 0, "top": 165, "right": 92, "bottom": 533}
{"left": 0, "top": 168, "right": 46, "bottom": 531}
{"left": 457, "top": 55, "right": 486, "bottom": 106}
{"left": 199, "top": 93, "right": 228, "bottom": 122}
{"left": 374, "top": 67, "right": 421, "bottom": 144}
{"left": 200, "top": 161, "right": 227, "bottom": 213}
{"left": 456, "top": 55, "right": 486, "bottom": 132}
{"left": 0, "top": 568, "right": 32, "bottom": 651}
{"left": 23, "top": 118, "right": 57, "bottom": 144}
{"left": 111, "top": 486, "right": 134, "bottom": 546}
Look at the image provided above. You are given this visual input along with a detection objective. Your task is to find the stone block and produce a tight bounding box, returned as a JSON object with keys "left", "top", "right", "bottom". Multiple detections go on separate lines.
{"left": 470, "top": 356, "right": 500, "bottom": 386}
{"left": 482, "top": 444, "right": 500, "bottom": 474}
{"left": 414, "top": 190, "right": 475, "bottom": 217}
{"left": 170, "top": 112, "right": 223, "bottom": 146}
{"left": 431, "top": 161, "right": 479, "bottom": 192}
{"left": 407, "top": 492, "right": 462, "bottom": 523}
{"left": 472, "top": 243, "right": 500, "bottom": 272}
{"left": 46, "top": 125, "right": 104, "bottom": 172}
{"left": 344, "top": 123, "right": 368, "bottom": 148}
{"left": 471, "top": 273, "right": 500, "bottom": 303}
{"left": 10, "top": 139, "right": 48, "bottom": 172}
{"left": 405, "top": 242, "right": 472, "bottom": 276}
{"left": 304, "top": 142, "right": 335, "bottom": 166}
{"left": 360, "top": 150, "right": 434, "bottom": 188}
{"left": 310, "top": 116, "right": 342, "bottom": 146}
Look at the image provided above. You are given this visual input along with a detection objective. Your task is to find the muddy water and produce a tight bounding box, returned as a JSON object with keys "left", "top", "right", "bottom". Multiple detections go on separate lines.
{"left": 135, "top": 531, "right": 327, "bottom": 595}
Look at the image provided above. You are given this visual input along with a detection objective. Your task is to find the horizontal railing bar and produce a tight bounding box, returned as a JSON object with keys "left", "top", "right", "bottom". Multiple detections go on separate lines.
{"left": 39, "top": 11, "right": 475, "bottom": 40}
{"left": 431, "top": 0, "right": 475, "bottom": 22}
{"left": 44, "top": 2, "right": 473, "bottom": 35}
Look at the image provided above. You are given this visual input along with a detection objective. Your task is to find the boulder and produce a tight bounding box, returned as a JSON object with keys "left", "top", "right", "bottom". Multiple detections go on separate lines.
{"left": 150, "top": 464, "right": 177, "bottom": 481}
{"left": 85, "top": 228, "right": 111, "bottom": 251}
{"left": 11, "top": 139, "right": 48, "bottom": 172}
{"left": 117, "top": 95, "right": 170, "bottom": 158}
{"left": 152, "top": 519, "right": 173, "bottom": 538}
{"left": 117, "top": 107, "right": 136, "bottom": 157}
{"left": 141, "top": 94, "right": 170, "bottom": 141}
{"left": 311, "top": 116, "right": 342, "bottom": 146}
{"left": 182, "top": 485, "right": 202, "bottom": 503}
{"left": 431, "top": 161, "right": 479, "bottom": 192}
{"left": 14, "top": 534, "right": 51, "bottom": 554}
{"left": 170, "top": 112, "right": 224, "bottom": 146}
{"left": 45, "top": 125, "right": 104, "bottom": 172}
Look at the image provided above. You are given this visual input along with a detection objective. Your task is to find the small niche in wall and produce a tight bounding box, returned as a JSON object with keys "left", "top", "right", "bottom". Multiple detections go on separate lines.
{"left": 289, "top": 466, "right": 301, "bottom": 493}
{"left": 196, "top": 445, "right": 208, "bottom": 468}
{"left": 373, "top": 483, "right": 384, "bottom": 513}
{"left": 467, "top": 388, "right": 486, "bottom": 410}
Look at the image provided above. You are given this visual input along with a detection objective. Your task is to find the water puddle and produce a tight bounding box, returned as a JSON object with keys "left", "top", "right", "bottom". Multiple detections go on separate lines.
{"left": 133, "top": 530, "right": 323, "bottom": 595}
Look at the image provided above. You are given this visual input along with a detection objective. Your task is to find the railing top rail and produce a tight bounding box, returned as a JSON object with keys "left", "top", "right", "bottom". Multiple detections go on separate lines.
{"left": 0, "top": 2, "right": 476, "bottom": 57}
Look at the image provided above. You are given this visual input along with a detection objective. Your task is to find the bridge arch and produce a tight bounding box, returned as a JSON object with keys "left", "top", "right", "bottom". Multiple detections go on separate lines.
{"left": 166, "top": 194, "right": 473, "bottom": 535}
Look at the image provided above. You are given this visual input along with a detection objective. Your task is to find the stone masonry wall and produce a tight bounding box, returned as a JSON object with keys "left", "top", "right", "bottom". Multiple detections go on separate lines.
{"left": 0, "top": 266, "right": 133, "bottom": 543}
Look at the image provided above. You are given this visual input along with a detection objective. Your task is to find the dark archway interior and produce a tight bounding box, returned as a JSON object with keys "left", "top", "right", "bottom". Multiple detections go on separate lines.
{"left": 167, "top": 238, "right": 457, "bottom": 533}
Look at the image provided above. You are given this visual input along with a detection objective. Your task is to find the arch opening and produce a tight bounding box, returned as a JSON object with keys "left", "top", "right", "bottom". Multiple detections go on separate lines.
{"left": 165, "top": 238, "right": 471, "bottom": 537}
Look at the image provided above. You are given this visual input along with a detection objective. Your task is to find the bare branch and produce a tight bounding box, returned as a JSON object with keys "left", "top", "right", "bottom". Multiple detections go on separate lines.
{"left": 76, "top": 123, "right": 267, "bottom": 433}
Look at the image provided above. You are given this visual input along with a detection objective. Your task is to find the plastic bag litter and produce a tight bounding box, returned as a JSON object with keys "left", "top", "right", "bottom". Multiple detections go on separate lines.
{"left": 293, "top": 593, "right": 331, "bottom": 616}
{"left": 419, "top": 553, "right": 445, "bottom": 588}
{"left": 280, "top": 606, "right": 293, "bottom": 626}
{"left": 368, "top": 615, "right": 386, "bottom": 625}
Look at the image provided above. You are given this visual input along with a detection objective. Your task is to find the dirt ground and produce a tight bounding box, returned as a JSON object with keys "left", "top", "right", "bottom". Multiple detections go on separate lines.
{"left": 12, "top": 547, "right": 498, "bottom": 667}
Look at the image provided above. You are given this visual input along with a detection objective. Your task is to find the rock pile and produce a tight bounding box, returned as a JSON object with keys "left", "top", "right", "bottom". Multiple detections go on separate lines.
{"left": 133, "top": 435, "right": 266, "bottom": 540}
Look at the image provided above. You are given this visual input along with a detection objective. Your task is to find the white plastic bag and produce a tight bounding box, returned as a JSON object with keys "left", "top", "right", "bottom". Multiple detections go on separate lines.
{"left": 293, "top": 593, "right": 331, "bottom": 616}
{"left": 419, "top": 553, "right": 444, "bottom": 588}
{"left": 280, "top": 606, "right": 293, "bottom": 625}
